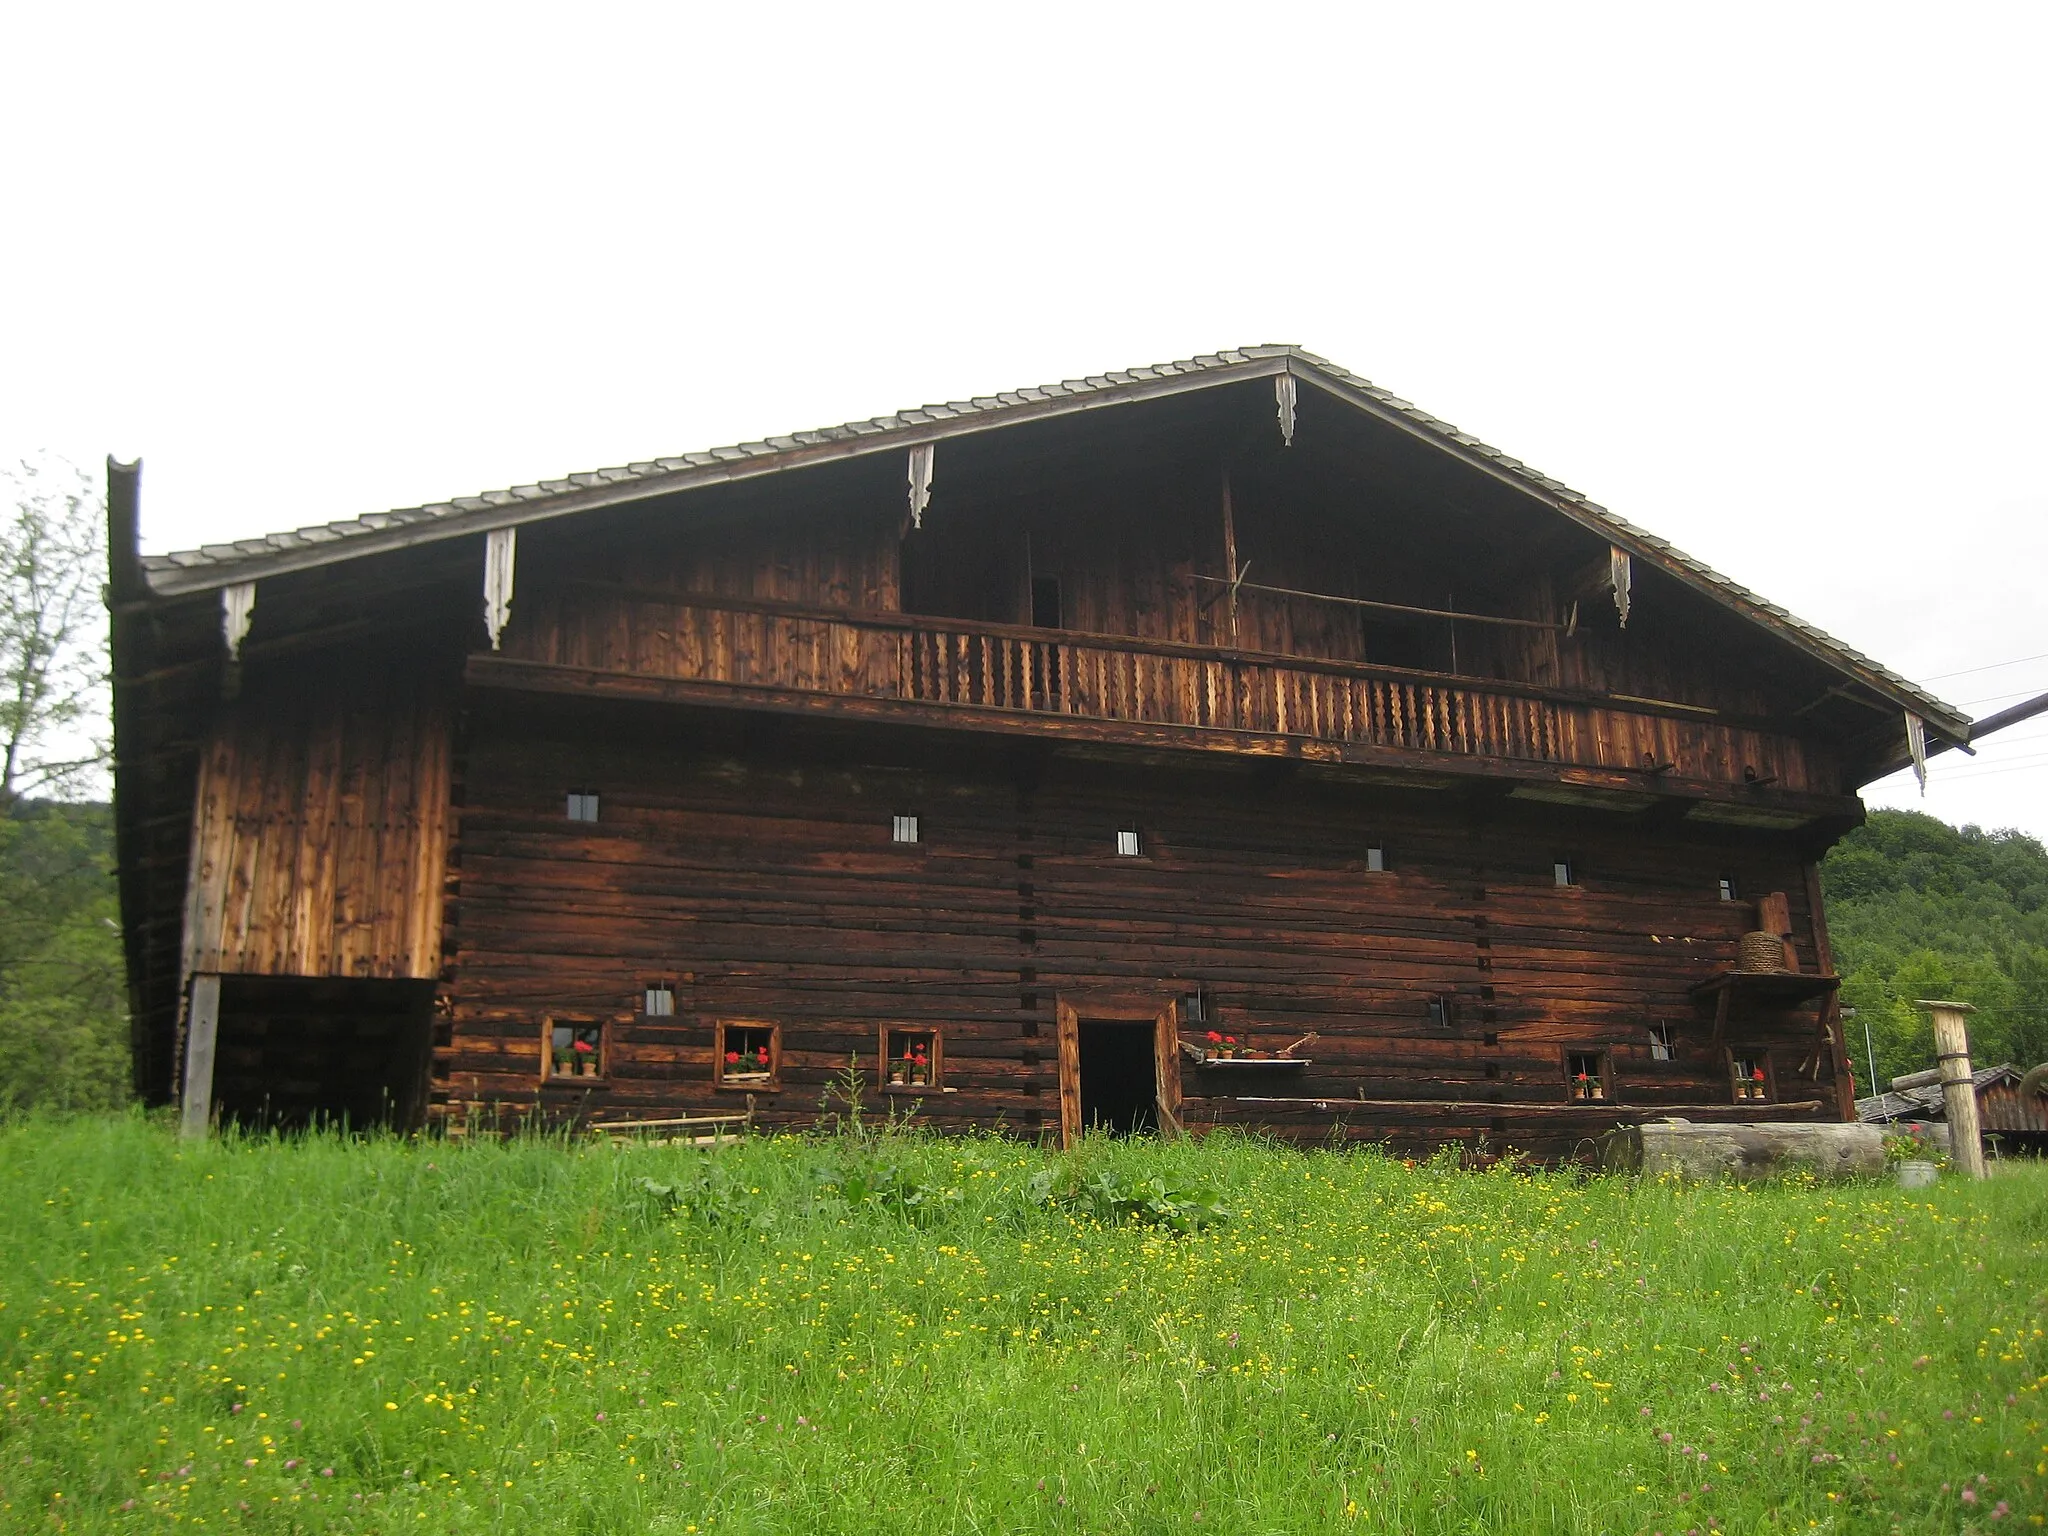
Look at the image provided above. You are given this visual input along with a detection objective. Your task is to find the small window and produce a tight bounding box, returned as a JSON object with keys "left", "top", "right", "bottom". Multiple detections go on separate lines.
{"left": 643, "top": 983, "right": 675, "bottom": 1017}
{"left": 716, "top": 1021, "right": 779, "bottom": 1088}
{"left": 893, "top": 814, "right": 920, "bottom": 844}
{"left": 1426, "top": 994, "right": 1451, "bottom": 1028}
{"left": 1553, "top": 858, "right": 1576, "bottom": 888}
{"left": 1365, "top": 846, "right": 1386, "bottom": 873}
{"left": 1730, "top": 1052, "right": 1771, "bottom": 1103}
{"left": 567, "top": 790, "right": 600, "bottom": 823}
{"left": 545, "top": 1020, "right": 603, "bottom": 1081}
{"left": 1718, "top": 877, "right": 1739, "bottom": 902}
{"left": 1116, "top": 828, "right": 1142, "bottom": 858}
{"left": 1031, "top": 576, "right": 1063, "bottom": 629}
{"left": 1648, "top": 1021, "right": 1674, "bottom": 1062}
{"left": 1181, "top": 988, "right": 1208, "bottom": 1027}
{"left": 1567, "top": 1051, "right": 1608, "bottom": 1102}
{"left": 881, "top": 1026, "right": 942, "bottom": 1090}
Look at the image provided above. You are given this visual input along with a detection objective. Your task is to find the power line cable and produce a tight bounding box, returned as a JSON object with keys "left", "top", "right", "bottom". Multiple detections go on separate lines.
{"left": 1921, "top": 651, "right": 2048, "bottom": 683}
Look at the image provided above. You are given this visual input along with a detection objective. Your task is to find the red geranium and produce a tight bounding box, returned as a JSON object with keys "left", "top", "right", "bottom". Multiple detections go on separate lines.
{"left": 725, "top": 1051, "right": 740, "bottom": 1065}
{"left": 1205, "top": 1030, "right": 1223, "bottom": 1044}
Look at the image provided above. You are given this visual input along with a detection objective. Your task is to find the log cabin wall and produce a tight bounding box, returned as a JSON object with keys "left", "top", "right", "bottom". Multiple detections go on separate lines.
{"left": 435, "top": 702, "right": 1849, "bottom": 1154}
{"left": 181, "top": 646, "right": 455, "bottom": 981}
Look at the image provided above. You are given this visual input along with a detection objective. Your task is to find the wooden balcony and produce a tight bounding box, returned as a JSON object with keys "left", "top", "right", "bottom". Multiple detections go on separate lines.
{"left": 474, "top": 584, "right": 1845, "bottom": 810}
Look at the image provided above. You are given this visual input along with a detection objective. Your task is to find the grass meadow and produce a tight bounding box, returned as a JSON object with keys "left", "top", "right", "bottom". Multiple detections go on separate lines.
{"left": 2, "top": 1112, "right": 2044, "bottom": 1534}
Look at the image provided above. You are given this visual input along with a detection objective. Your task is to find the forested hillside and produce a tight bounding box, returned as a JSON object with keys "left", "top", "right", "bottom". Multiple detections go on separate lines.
{"left": 1821, "top": 808, "right": 2048, "bottom": 1090}
{"left": 0, "top": 800, "right": 128, "bottom": 1113}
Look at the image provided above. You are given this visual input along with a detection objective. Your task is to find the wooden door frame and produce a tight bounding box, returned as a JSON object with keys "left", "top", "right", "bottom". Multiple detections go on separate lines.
{"left": 1054, "top": 992, "right": 1185, "bottom": 1148}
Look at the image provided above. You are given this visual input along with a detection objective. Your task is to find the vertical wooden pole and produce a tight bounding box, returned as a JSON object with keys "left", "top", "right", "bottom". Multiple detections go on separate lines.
{"left": 180, "top": 974, "right": 222, "bottom": 1139}
{"left": 1921, "top": 1000, "right": 1986, "bottom": 1179}
{"left": 1153, "top": 1000, "right": 1184, "bottom": 1137}
{"left": 1802, "top": 861, "right": 1857, "bottom": 1121}
{"left": 1219, "top": 469, "right": 1240, "bottom": 646}
{"left": 1055, "top": 999, "right": 1081, "bottom": 1149}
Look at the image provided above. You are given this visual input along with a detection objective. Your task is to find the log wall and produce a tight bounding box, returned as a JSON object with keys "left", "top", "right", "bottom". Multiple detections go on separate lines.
{"left": 435, "top": 707, "right": 1850, "bottom": 1154}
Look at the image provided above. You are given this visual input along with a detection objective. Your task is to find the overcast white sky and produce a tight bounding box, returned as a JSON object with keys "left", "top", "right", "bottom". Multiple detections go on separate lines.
{"left": 4, "top": 3, "right": 2042, "bottom": 836}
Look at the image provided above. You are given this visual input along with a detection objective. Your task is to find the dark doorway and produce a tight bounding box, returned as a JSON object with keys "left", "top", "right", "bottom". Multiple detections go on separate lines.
{"left": 210, "top": 976, "right": 437, "bottom": 1132}
{"left": 1031, "top": 576, "right": 1063, "bottom": 629}
{"left": 1077, "top": 1020, "right": 1159, "bottom": 1135}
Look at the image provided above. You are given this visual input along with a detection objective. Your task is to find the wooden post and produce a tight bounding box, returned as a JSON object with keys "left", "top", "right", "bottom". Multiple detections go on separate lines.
{"left": 1802, "top": 861, "right": 1858, "bottom": 1121}
{"left": 1153, "top": 999, "right": 1184, "bottom": 1137}
{"left": 1055, "top": 998, "right": 1081, "bottom": 1149}
{"left": 1219, "top": 470, "right": 1240, "bottom": 646}
{"left": 1920, "top": 1000, "right": 1986, "bottom": 1179}
{"left": 180, "top": 974, "right": 222, "bottom": 1140}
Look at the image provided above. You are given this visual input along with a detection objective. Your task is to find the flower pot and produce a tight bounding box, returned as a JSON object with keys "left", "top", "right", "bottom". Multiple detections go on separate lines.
{"left": 1896, "top": 1159, "right": 1938, "bottom": 1189}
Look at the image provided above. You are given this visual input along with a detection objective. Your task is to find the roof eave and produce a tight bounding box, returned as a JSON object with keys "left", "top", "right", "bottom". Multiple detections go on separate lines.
{"left": 140, "top": 352, "right": 1296, "bottom": 599}
{"left": 1288, "top": 359, "right": 1972, "bottom": 738}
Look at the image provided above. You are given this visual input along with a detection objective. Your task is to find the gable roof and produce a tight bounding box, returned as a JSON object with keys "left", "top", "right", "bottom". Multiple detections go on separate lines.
{"left": 136, "top": 343, "right": 1970, "bottom": 738}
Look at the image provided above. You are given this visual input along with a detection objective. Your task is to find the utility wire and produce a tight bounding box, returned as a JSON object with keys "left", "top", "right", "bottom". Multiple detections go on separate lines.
{"left": 1921, "top": 650, "right": 2048, "bottom": 683}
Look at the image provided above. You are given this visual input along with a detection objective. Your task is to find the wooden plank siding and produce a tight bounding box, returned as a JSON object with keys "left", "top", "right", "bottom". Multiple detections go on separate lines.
{"left": 180, "top": 650, "right": 454, "bottom": 981}
{"left": 433, "top": 709, "right": 1850, "bottom": 1155}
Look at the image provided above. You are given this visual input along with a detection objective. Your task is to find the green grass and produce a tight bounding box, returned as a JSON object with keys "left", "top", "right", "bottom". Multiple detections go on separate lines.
{"left": 3, "top": 1114, "right": 2044, "bottom": 1533}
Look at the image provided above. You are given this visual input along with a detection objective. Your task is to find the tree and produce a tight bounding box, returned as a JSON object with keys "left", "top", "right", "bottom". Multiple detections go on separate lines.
{"left": 0, "top": 456, "right": 108, "bottom": 806}
{"left": 0, "top": 458, "right": 127, "bottom": 1114}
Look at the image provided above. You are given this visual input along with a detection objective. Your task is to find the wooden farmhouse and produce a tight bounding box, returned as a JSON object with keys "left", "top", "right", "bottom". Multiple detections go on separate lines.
{"left": 108, "top": 346, "right": 1975, "bottom": 1155}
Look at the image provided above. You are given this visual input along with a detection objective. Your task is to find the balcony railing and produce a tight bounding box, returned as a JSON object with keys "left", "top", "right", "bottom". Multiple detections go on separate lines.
{"left": 501, "top": 585, "right": 1831, "bottom": 795}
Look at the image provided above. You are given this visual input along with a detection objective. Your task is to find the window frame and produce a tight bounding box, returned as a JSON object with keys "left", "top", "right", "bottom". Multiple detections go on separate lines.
{"left": 892, "top": 813, "right": 921, "bottom": 845}
{"left": 1728, "top": 1048, "right": 1775, "bottom": 1104}
{"left": 1116, "top": 827, "right": 1143, "bottom": 858}
{"left": 1717, "top": 876, "right": 1740, "bottom": 902}
{"left": 542, "top": 1016, "right": 607, "bottom": 1084}
{"left": 1564, "top": 1048, "right": 1612, "bottom": 1103}
{"left": 566, "top": 789, "right": 600, "bottom": 824}
{"left": 715, "top": 1019, "right": 781, "bottom": 1091}
{"left": 1553, "top": 857, "right": 1577, "bottom": 888}
{"left": 642, "top": 981, "right": 676, "bottom": 1018}
{"left": 878, "top": 1024, "right": 945, "bottom": 1093}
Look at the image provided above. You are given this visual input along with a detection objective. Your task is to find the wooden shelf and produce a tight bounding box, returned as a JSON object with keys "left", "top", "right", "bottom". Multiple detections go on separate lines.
{"left": 1195, "top": 1056, "right": 1311, "bottom": 1070}
{"left": 1689, "top": 971, "right": 1840, "bottom": 1006}
{"left": 1691, "top": 970, "right": 1840, "bottom": 1049}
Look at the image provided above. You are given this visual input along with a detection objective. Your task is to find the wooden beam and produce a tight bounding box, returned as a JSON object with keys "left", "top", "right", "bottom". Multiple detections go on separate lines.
{"left": 1858, "top": 690, "right": 2046, "bottom": 784}
{"left": 106, "top": 458, "right": 147, "bottom": 606}
{"left": 1220, "top": 468, "right": 1240, "bottom": 644}
{"left": 179, "top": 974, "right": 221, "bottom": 1139}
